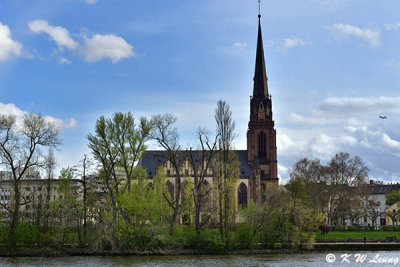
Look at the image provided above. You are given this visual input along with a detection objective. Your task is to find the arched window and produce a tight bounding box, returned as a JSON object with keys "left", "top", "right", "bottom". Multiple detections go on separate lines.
{"left": 238, "top": 183, "right": 248, "bottom": 207}
{"left": 166, "top": 180, "right": 174, "bottom": 200}
{"left": 261, "top": 183, "right": 266, "bottom": 203}
{"left": 147, "top": 182, "right": 153, "bottom": 190}
{"left": 258, "top": 131, "right": 266, "bottom": 157}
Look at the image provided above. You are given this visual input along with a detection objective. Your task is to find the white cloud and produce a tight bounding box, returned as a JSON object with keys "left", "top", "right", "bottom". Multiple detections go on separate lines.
{"left": 29, "top": 20, "right": 78, "bottom": 50}
{"left": 329, "top": 23, "right": 381, "bottom": 47}
{"left": 316, "top": 96, "right": 400, "bottom": 116}
{"left": 85, "top": 0, "right": 97, "bottom": 4}
{"left": 0, "top": 22, "right": 22, "bottom": 61}
{"left": 0, "top": 102, "right": 77, "bottom": 130}
{"left": 289, "top": 113, "right": 339, "bottom": 125}
{"left": 28, "top": 20, "right": 135, "bottom": 64}
{"left": 317, "top": 0, "right": 349, "bottom": 9}
{"left": 84, "top": 34, "right": 135, "bottom": 63}
{"left": 233, "top": 42, "right": 247, "bottom": 49}
{"left": 282, "top": 36, "right": 306, "bottom": 51}
{"left": 280, "top": 94, "right": 400, "bottom": 182}
{"left": 385, "top": 22, "right": 400, "bottom": 32}
{"left": 59, "top": 57, "right": 71, "bottom": 64}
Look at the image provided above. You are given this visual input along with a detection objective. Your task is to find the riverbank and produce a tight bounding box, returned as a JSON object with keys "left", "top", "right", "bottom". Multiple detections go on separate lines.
{"left": 3, "top": 243, "right": 400, "bottom": 257}
{"left": 0, "top": 247, "right": 296, "bottom": 257}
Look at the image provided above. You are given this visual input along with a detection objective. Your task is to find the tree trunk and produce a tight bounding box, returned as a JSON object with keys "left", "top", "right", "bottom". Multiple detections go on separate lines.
{"left": 10, "top": 181, "right": 20, "bottom": 247}
{"left": 170, "top": 173, "right": 181, "bottom": 235}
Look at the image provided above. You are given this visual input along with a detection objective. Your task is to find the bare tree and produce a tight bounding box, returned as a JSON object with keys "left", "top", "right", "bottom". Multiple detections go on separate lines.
{"left": 188, "top": 127, "right": 218, "bottom": 242}
{"left": 386, "top": 209, "right": 400, "bottom": 226}
{"left": 0, "top": 113, "right": 61, "bottom": 246}
{"left": 151, "top": 113, "right": 182, "bottom": 235}
{"left": 44, "top": 148, "right": 56, "bottom": 230}
{"left": 326, "top": 153, "right": 369, "bottom": 225}
{"left": 75, "top": 154, "right": 94, "bottom": 244}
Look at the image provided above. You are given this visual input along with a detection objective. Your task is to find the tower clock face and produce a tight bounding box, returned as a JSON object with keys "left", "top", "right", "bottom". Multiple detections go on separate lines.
{"left": 259, "top": 111, "right": 264, "bottom": 118}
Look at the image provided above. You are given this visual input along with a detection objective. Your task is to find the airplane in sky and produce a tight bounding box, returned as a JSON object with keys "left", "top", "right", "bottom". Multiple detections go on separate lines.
{"left": 379, "top": 115, "right": 387, "bottom": 119}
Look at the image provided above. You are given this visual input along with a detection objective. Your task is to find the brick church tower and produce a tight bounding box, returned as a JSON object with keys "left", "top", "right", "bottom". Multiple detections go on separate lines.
{"left": 247, "top": 14, "right": 278, "bottom": 204}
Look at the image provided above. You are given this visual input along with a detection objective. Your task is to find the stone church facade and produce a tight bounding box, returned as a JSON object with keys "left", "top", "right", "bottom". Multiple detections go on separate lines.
{"left": 139, "top": 15, "right": 278, "bottom": 208}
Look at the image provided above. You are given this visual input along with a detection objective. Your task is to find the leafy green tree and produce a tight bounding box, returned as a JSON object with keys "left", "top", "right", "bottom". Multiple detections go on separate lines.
{"left": 213, "top": 150, "right": 240, "bottom": 239}
{"left": 50, "top": 167, "right": 80, "bottom": 248}
{"left": 109, "top": 112, "right": 153, "bottom": 193}
{"left": 214, "top": 100, "right": 238, "bottom": 239}
{"left": 386, "top": 189, "right": 400, "bottom": 205}
{"left": 242, "top": 185, "right": 322, "bottom": 249}
{"left": 117, "top": 167, "right": 171, "bottom": 249}
{"left": 87, "top": 115, "right": 120, "bottom": 224}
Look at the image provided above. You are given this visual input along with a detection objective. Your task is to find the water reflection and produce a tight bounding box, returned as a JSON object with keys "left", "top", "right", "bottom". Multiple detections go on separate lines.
{"left": 1, "top": 251, "right": 400, "bottom": 266}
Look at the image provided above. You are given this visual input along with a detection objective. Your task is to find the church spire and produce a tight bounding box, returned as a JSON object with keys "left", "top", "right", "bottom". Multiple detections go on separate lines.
{"left": 253, "top": 14, "right": 268, "bottom": 100}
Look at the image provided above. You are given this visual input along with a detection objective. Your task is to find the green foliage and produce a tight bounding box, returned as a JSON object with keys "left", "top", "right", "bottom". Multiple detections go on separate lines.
{"left": 242, "top": 187, "right": 322, "bottom": 250}
{"left": 381, "top": 225, "right": 400, "bottom": 231}
{"left": 285, "top": 177, "right": 309, "bottom": 204}
{"left": 181, "top": 177, "right": 194, "bottom": 225}
{"left": 171, "top": 225, "right": 197, "bottom": 248}
{"left": 386, "top": 190, "right": 400, "bottom": 205}
{"left": 0, "top": 221, "right": 38, "bottom": 247}
{"left": 232, "top": 223, "right": 258, "bottom": 249}
{"left": 330, "top": 226, "right": 346, "bottom": 231}
{"left": 198, "top": 227, "right": 226, "bottom": 252}
{"left": 116, "top": 166, "right": 172, "bottom": 250}
{"left": 316, "top": 231, "right": 400, "bottom": 240}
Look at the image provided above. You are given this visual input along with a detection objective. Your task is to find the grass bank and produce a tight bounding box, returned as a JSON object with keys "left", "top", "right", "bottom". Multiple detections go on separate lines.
{"left": 317, "top": 231, "right": 400, "bottom": 240}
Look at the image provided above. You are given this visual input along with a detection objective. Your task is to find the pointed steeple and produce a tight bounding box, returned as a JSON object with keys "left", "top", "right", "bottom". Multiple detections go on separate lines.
{"left": 253, "top": 15, "right": 268, "bottom": 99}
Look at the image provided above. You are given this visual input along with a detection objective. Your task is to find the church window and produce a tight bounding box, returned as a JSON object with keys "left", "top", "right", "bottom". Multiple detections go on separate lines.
{"left": 238, "top": 183, "right": 248, "bottom": 207}
{"left": 258, "top": 131, "right": 266, "bottom": 157}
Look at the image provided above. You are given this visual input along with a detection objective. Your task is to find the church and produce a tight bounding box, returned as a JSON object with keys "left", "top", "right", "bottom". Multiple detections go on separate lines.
{"left": 139, "top": 14, "right": 278, "bottom": 207}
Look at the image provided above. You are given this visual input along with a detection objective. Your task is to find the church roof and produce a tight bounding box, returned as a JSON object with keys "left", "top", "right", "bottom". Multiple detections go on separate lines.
{"left": 138, "top": 150, "right": 251, "bottom": 178}
{"left": 253, "top": 15, "right": 269, "bottom": 100}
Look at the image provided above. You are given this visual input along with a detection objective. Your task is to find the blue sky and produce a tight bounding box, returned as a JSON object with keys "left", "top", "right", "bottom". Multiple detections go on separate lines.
{"left": 1, "top": 0, "right": 400, "bottom": 183}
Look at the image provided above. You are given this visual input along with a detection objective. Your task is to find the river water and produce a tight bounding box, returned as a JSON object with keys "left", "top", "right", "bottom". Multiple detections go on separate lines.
{"left": 1, "top": 251, "right": 400, "bottom": 266}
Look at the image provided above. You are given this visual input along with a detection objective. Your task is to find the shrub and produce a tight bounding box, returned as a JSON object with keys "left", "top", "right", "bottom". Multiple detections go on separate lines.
{"left": 330, "top": 226, "right": 346, "bottom": 231}
{"left": 198, "top": 228, "right": 226, "bottom": 252}
{"left": 14, "top": 221, "right": 38, "bottom": 246}
{"left": 233, "top": 223, "right": 257, "bottom": 249}
{"left": 319, "top": 224, "right": 331, "bottom": 234}
{"left": 172, "top": 225, "right": 196, "bottom": 249}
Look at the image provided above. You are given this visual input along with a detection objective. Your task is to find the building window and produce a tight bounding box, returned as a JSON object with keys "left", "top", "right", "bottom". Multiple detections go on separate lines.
{"left": 258, "top": 131, "right": 266, "bottom": 157}
{"left": 238, "top": 183, "right": 248, "bottom": 207}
